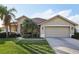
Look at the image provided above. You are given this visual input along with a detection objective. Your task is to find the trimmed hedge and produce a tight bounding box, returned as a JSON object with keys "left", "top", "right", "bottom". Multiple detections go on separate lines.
{"left": 22, "top": 33, "right": 40, "bottom": 38}
{"left": 0, "top": 32, "right": 21, "bottom": 38}
{"left": 71, "top": 32, "right": 79, "bottom": 39}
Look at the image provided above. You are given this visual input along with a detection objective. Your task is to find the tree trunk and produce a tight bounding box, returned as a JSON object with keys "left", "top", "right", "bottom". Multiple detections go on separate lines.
{"left": 5, "top": 25, "right": 8, "bottom": 38}
{"left": 9, "top": 24, "right": 11, "bottom": 35}
{"left": 32, "top": 28, "right": 34, "bottom": 38}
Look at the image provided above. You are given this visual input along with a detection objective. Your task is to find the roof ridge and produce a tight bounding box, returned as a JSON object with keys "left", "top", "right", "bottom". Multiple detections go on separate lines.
{"left": 16, "top": 15, "right": 29, "bottom": 20}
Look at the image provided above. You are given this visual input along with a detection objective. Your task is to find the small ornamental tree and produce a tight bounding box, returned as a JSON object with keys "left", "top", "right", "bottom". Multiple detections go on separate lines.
{"left": 21, "top": 19, "right": 39, "bottom": 38}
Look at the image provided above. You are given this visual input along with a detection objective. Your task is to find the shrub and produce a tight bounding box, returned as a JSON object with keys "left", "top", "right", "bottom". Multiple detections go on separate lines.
{"left": 0, "top": 28, "right": 2, "bottom": 32}
{"left": 0, "top": 32, "right": 21, "bottom": 38}
{"left": 16, "top": 33, "right": 21, "bottom": 37}
{"left": 0, "top": 32, "right": 6, "bottom": 38}
{"left": 71, "top": 32, "right": 79, "bottom": 39}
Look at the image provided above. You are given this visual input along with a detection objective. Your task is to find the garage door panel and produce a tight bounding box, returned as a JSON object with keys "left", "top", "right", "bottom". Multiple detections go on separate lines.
{"left": 45, "top": 26, "right": 70, "bottom": 37}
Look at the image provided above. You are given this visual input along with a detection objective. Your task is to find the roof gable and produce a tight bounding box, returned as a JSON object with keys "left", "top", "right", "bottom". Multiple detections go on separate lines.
{"left": 16, "top": 15, "right": 29, "bottom": 20}
{"left": 41, "top": 15, "right": 78, "bottom": 25}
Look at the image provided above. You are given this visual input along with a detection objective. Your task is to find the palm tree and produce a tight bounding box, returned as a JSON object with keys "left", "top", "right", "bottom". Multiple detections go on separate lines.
{"left": 0, "top": 5, "right": 16, "bottom": 37}
{"left": 4, "top": 8, "right": 16, "bottom": 36}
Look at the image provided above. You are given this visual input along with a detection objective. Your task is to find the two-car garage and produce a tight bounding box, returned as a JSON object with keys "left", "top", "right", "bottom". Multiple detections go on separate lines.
{"left": 45, "top": 26, "right": 70, "bottom": 38}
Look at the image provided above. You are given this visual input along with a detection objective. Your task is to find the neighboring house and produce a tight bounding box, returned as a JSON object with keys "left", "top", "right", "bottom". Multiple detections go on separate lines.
{"left": 40, "top": 15, "right": 77, "bottom": 38}
{"left": 1, "top": 15, "right": 78, "bottom": 38}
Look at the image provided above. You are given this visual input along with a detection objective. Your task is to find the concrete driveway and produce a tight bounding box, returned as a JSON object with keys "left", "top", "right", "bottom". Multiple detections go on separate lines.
{"left": 46, "top": 38, "right": 79, "bottom": 54}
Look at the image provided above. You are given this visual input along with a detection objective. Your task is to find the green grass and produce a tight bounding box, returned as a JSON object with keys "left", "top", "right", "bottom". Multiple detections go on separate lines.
{"left": 0, "top": 41, "right": 30, "bottom": 54}
{"left": 0, "top": 38, "right": 55, "bottom": 54}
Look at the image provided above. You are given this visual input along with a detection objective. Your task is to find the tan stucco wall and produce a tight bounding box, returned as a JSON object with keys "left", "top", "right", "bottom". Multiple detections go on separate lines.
{"left": 1, "top": 25, "right": 17, "bottom": 32}
{"left": 40, "top": 17, "right": 75, "bottom": 38}
{"left": 17, "top": 17, "right": 26, "bottom": 33}
{"left": 11, "top": 25, "right": 17, "bottom": 32}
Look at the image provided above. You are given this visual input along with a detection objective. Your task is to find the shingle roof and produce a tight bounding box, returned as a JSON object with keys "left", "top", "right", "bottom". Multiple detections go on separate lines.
{"left": 16, "top": 16, "right": 46, "bottom": 25}
{"left": 32, "top": 18, "right": 46, "bottom": 25}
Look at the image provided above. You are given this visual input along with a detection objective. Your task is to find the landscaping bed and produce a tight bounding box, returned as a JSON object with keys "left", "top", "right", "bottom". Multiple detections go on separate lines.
{"left": 72, "top": 32, "right": 79, "bottom": 40}
{"left": 0, "top": 38, "right": 55, "bottom": 54}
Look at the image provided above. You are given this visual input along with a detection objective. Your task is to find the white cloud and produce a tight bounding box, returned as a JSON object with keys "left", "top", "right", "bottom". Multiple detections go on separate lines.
{"left": 30, "top": 9, "right": 55, "bottom": 19}
{"left": 31, "top": 9, "right": 72, "bottom": 19}
{"left": 58, "top": 9, "right": 72, "bottom": 17}
{"left": 69, "top": 15, "right": 79, "bottom": 24}
{"left": 50, "top": 9, "right": 72, "bottom": 18}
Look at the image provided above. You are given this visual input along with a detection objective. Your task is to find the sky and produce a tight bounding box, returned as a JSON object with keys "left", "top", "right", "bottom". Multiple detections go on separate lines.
{"left": 0, "top": 4, "right": 79, "bottom": 27}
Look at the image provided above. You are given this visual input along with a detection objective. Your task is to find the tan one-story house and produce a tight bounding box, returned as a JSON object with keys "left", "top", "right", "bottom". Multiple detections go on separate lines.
{"left": 1, "top": 15, "right": 78, "bottom": 38}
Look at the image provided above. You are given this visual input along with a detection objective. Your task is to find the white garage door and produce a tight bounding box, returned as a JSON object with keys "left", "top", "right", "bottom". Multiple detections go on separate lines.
{"left": 45, "top": 26, "right": 70, "bottom": 38}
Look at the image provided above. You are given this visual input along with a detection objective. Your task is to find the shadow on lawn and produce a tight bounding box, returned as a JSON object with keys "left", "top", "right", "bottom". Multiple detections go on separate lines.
{"left": 0, "top": 38, "right": 16, "bottom": 44}
{"left": 0, "top": 41, "right": 5, "bottom": 44}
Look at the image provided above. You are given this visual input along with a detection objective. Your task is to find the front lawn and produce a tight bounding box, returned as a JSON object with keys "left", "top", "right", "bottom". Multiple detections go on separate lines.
{"left": 0, "top": 38, "right": 55, "bottom": 54}
{"left": 0, "top": 40, "right": 30, "bottom": 54}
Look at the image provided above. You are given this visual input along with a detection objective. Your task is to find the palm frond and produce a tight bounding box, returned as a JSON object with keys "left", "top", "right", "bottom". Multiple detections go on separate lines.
{"left": 9, "top": 13, "right": 15, "bottom": 18}
{"left": 8, "top": 8, "right": 17, "bottom": 13}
